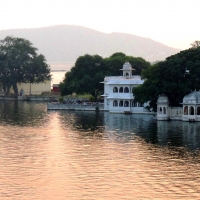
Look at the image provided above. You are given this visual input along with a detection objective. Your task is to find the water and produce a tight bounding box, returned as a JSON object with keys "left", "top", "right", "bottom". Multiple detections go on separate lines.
{"left": 0, "top": 101, "right": 200, "bottom": 199}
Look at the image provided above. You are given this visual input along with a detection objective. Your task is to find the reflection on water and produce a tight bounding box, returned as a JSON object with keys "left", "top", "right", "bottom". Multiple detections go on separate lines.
{"left": 105, "top": 113, "right": 200, "bottom": 151}
{"left": 0, "top": 101, "right": 47, "bottom": 126}
{"left": 0, "top": 101, "right": 200, "bottom": 199}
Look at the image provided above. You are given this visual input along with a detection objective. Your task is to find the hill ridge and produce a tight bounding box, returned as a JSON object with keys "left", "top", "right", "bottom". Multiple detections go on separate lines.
{"left": 0, "top": 25, "right": 180, "bottom": 70}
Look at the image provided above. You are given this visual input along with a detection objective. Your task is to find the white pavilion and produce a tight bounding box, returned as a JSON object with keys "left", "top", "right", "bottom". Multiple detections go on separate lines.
{"left": 101, "top": 61, "right": 150, "bottom": 114}
{"left": 157, "top": 91, "right": 200, "bottom": 121}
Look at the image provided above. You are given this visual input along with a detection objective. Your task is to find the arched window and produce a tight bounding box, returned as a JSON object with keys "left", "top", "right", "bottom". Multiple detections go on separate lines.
{"left": 197, "top": 107, "right": 200, "bottom": 115}
{"left": 119, "top": 87, "right": 123, "bottom": 93}
{"left": 189, "top": 106, "right": 194, "bottom": 115}
{"left": 159, "top": 107, "right": 162, "bottom": 114}
{"left": 113, "top": 87, "right": 118, "bottom": 93}
{"left": 124, "top": 101, "right": 129, "bottom": 107}
{"left": 119, "top": 100, "right": 123, "bottom": 107}
{"left": 138, "top": 102, "right": 143, "bottom": 107}
{"left": 133, "top": 102, "right": 137, "bottom": 107}
{"left": 113, "top": 100, "right": 118, "bottom": 107}
{"left": 124, "top": 72, "right": 129, "bottom": 79}
{"left": 184, "top": 106, "right": 188, "bottom": 115}
{"left": 163, "top": 107, "right": 166, "bottom": 114}
{"left": 124, "top": 87, "right": 129, "bottom": 93}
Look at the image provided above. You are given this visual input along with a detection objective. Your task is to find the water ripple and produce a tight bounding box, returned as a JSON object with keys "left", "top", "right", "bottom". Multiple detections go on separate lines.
{"left": 0, "top": 102, "right": 200, "bottom": 199}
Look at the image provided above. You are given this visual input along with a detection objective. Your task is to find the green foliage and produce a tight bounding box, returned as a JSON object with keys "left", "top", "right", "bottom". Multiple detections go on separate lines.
{"left": 104, "top": 52, "right": 150, "bottom": 76}
{"left": 134, "top": 48, "right": 200, "bottom": 112}
{"left": 126, "top": 56, "right": 151, "bottom": 75}
{"left": 89, "top": 96, "right": 95, "bottom": 102}
{"left": 58, "top": 96, "right": 64, "bottom": 103}
{"left": 104, "top": 53, "right": 126, "bottom": 76}
{"left": 60, "top": 54, "right": 105, "bottom": 100}
{"left": 0, "top": 36, "right": 51, "bottom": 97}
{"left": 110, "top": 52, "right": 126, "bottom": 58}
{"left": 59, "top": 52, "right": 150, "bottom": 100}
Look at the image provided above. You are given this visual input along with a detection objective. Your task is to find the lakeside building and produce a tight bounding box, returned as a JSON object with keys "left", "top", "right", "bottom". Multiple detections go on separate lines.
{"left": 0, "top": 80, "right": 51, "bottom": 96}
{"left": 157, "top": 91, "right": 200, "bottom": 121}
{"left": 101, "top": 61, "right": 150, "bottom": 114}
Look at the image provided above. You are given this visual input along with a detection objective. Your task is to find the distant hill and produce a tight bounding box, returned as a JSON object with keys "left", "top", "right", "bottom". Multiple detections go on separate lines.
{"left": 0, "top": 25, "right": 180, "bottom": 70}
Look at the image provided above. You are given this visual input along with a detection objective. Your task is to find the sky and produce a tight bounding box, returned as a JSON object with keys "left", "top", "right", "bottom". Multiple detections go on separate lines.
{"left": 0, "top": 0, "right": 199, "bottom": 49}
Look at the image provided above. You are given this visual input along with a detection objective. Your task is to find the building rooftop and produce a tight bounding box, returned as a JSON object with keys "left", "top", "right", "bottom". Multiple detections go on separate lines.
{"left": 183, "top": 91, "right": 200, "bottom": 104}
{"left": 102, "top": 75, "right": 144, "bottom": 84}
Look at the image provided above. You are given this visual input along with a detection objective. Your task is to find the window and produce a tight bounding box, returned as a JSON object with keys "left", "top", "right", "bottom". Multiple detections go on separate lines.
{"left": 132, "top": 101, "right": 137, "bottom": 107}
{"left": 159, "top": 107, "right": 162, "bottom": 114}
{"left": 197, "top": 107, "right": 200, "bottom": 115}
{"left": 113, "top": 87, "right": 118, "bottom": 93}
{"left": 189, "top": 106, "right": 194, "bottom": 115}
{"left": 184, "top": 106, "right": 188, "bottom": 115}
{"left": 124, "top": 87, "right": 129, "bottom": 93}
{"left": 113, "top": 100, "right": 118, "bottom": 107}
{"left": 163, "top": 107, "right": 166, "bottom": 114}
{"left": 138, "top": 102, "right": 144, "bottom": 107}
{"left": 119, "top": 100, "right": 123, "bottom": 107}
{"left": 124, "top": 72, "right": 129, "bottom": 79}
{"left": 119, "top": 87, "right": 123, "bottom": 93}
{"left": 124, "top": 101, "right": 129, "bottom": 107}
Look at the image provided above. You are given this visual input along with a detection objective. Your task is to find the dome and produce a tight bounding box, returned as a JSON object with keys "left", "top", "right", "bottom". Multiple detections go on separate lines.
{"left": 122, "top": 62, "right": 133, "bottom": 70}
{"left": 183, "top": 91, "right": 200, "bottom": 104}
{"left": 157, "top": 94, "right": 169, "bottom": 104}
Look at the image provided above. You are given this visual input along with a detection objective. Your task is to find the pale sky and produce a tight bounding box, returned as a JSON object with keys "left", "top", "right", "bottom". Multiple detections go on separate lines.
{"left": 0, "top": 0, "right": 199, "bottom": 49}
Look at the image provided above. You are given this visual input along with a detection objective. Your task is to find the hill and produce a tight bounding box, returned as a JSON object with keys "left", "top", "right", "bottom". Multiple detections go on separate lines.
{"left": 0, "top": 25, "right": 180, "bottom": 70}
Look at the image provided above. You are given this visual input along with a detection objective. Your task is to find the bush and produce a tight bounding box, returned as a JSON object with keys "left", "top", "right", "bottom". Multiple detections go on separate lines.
{"left": 89, "top": 96, "right": 95, "bottom": 102}
{"left": 58, "top": 96, "right": 64, "bottom": 103}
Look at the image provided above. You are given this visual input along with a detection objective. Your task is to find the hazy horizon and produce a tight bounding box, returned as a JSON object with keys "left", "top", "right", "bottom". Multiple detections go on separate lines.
{"left": 1, "top": 0, "right": 199, "bottom": 50}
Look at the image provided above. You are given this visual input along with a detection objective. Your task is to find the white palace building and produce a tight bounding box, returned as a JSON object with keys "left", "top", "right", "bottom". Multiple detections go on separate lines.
{"left": 101, "top": 61, "right": 150, "bottom": 114}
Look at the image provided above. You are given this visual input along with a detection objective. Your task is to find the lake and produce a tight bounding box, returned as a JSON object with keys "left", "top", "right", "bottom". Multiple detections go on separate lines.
{"left": 0, "top": 101, "right": 200, "bottom": 199}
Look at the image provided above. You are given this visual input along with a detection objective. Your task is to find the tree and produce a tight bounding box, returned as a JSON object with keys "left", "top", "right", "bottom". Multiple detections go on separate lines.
{"left": 126, "top": 56, "right": 151, "bottom": 75}
{"left": 23, "top": 54, "right": 51, "bottom": 94}
{"left": 134, "top": 48, "right": 200, "bottom": 112}
{"left": 0, "top": 36, "right": 51, "bottom": 97}
{"left": 190, "top": 40, "right": 200, "bottom": 48}
{"left": 60, "top": 52, "right": 150, "bottom": 99}
{"left": 60, "top": 54, "right": 105, "bottom": 100}
{"left": 104, "top": 52, "right": 126, "bottom": 76}
{"left": 104, "top": 52, "right": 150, "bottom": 76}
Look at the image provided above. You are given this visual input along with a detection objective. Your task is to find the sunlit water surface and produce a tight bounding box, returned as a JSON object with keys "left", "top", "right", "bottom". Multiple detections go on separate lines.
{"left": 0, "top": 101, "right": 200, "bottom": 200}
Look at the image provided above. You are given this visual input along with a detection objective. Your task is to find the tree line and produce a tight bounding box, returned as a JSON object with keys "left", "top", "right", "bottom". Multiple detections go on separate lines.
{"left": 134, "top": 42, "right": 200, "bottom": 111}
{"left": 1, "top": 35, "right": 199, "bottom": 113}
{"left": 60, "top": 41, "right": 200, "bottom": 112}
{"left": 59, "top": 52, "right": 151, "bottom": 100}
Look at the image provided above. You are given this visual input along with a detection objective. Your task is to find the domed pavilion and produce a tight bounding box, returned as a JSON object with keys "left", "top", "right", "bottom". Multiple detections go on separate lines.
{"left": 157, "top": 91, "right": 200, "bottom": 121}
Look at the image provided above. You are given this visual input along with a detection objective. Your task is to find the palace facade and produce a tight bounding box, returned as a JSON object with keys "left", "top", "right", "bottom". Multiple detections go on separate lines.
{"left": 101, "top": 62, "right": 150, "bottom": 113}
